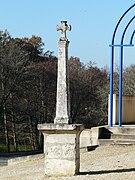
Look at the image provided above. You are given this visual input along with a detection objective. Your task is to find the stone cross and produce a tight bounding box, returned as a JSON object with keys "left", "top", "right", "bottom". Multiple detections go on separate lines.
{"left": 37, "top": 21, "right": 84, "bottom": 176}
{"left": 56, "top": 21, "right": 71, "bottom": 41}
{"left": 54, "top": 21, "right": 71, "bottom": 124}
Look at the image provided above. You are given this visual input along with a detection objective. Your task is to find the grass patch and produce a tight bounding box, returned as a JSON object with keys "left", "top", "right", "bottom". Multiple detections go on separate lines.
{"left": 0, "top": 143, "right": 33, "bottom": 153}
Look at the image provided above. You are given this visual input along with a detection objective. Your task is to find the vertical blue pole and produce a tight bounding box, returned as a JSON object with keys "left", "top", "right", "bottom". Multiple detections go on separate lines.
{"left": 110, "top": 46, "right": 114, "bottom": 127}
{"left": 118, "top": 46, "right": 123, "bottom": 127}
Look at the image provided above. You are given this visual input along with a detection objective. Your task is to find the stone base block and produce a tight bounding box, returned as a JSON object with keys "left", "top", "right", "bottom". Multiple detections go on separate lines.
{"left": 45, "top": 159, "right": 78, "bottom": 176}
{"left": 38, "top": 123, "right": 84, "bottom": 176}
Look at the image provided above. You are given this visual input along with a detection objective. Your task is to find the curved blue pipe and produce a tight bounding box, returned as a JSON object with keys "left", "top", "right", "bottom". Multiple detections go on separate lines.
{"left": 130, "top": 30, "right": 135, "bottom": 44}
{"left": 112, "top": 4, "right": 135, "bottom": 44}
{"left": 121, "top": 17, "right": 135, "bottom": 44}
{"left": 110, "top": 4, "right": 135, "bottom": 127}
{"left": 118, "top": 17, "right": 135, "bottom": 127}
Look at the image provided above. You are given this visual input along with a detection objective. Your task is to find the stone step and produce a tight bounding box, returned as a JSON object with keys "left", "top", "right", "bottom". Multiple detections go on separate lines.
{"left": 98, "top": 139, "right": 115, "bottom": 146}
{"left": 107, "top": 126, "right": 135, "bottom": 134}
{"left": 115, "top": 139, "right": 135, "bottom": 145}
{"left": 0, "top": 153, "right": 44, "bottom": 167}
{"left": 100, "top": 133, "right": 135, "bottom": 140}
{"left": 0, "top": 159, "right": 8, "bottom": 167}
{"left": 111, "top": 133, "right": 135, "bottom": 140}
{"left": 99, "top": 139, "right": 135, "bottom": 146}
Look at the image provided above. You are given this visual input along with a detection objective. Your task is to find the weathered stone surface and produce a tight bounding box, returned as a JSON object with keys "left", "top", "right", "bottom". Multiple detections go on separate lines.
{"left": 45, "top": 143, "right": 75, "bottom": 160}
{"left": 80, "top": 128, "right": 100, "bottom": 151}
{"left": 54, "top": 40, "right": 70, "bottom": 124}
{"left": 37, "top": 21, "right": 84, "bottom": 176}
{"left": 38, "top": 123, "right": 84, "bottom": 131}
{"left": 45, "top": 144, "right": 62, "bottom": 158}
{"left": 44, "top": 133, "right": 76, "bottom": 144}
{"left": 62, "top": 144, "right": 75, "bottom": 159}
{"left": 45, "top": 159, "right": 76, "bottom": 176}
{"left": 54, "top": 21, "right": 71, "bottom": 124}
{"left": 56, "top": 21, "right": 71, "bottom": 41}
{"left": 38, "top": 123, "right": 84, "bottom": 176}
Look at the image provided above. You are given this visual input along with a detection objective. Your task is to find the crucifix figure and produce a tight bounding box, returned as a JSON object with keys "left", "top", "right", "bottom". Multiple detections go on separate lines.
{"left": 57, "top": 21, "right": 71, "bottom": 41}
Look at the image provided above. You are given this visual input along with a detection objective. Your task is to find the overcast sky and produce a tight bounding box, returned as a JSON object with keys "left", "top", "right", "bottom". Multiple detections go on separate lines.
{"left": 0, "top": 0, "right": 135, "bottom": 68}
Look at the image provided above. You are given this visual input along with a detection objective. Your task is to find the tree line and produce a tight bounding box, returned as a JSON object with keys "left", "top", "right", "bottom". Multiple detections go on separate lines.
{"left": 0, "top": 30, "right": 134, "bottom": 152}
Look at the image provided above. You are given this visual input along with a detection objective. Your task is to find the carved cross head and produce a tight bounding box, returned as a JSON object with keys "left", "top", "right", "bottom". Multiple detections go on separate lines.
{"left": 57, "top": 21, "right": 71, "bottom": 41}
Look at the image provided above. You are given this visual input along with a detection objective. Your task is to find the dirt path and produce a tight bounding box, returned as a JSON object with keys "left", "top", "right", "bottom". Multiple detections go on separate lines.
{"left": 0, "top": 145, "right": 135, "bottom": 180}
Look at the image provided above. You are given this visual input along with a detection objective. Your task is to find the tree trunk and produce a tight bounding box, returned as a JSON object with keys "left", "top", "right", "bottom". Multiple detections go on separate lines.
{"left": 1, "top": 66, "right": 10, "bottom": 152}
{"left": 28, "top": 115, "right": 35, "bottom": 150}
{"left": 10, "top": 93, "right": 18, "bottom": 152}
{"left": 3, "top": 106, "right": 10, "bottom": 152}
{"left": 12, "top": 119, "right": 18, "bottom": 151}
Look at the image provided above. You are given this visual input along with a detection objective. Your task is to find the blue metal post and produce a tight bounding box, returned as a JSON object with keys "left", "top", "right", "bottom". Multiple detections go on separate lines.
{"left": 109, "top": 46, "right": 114, "bottom": 127}
{"left": 118, "top": 46, "right": 123, "bottom": 127}
{"left": 118, "top": 16, "right": 135, "bottom": 127}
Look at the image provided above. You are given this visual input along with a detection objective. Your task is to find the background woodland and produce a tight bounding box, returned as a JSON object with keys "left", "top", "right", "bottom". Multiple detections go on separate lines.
{"left": 0, "top": 30, "right": 134, "bottom": 152}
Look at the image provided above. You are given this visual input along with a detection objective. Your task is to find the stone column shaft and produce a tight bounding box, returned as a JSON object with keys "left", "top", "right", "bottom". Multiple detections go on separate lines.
{"left": 54, "top": 40, "right": 70, "bottom": 124}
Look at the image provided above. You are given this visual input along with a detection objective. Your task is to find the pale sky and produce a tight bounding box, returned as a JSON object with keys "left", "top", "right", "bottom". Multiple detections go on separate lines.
{"left": 0, "top": 0, "right": 135, "bottom": 68}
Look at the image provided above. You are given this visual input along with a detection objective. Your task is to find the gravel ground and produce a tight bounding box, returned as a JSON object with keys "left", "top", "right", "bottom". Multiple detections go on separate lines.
{"left": 0, "top": 145, "right": 135, "bottom": 180}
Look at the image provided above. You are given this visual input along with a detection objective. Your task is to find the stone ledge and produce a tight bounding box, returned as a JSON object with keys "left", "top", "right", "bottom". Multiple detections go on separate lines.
{"left": 37, "top": 123, "right": 84, "bottom": 131}
{"left": 8, "top": 154, "right": 44, "bottom": 166}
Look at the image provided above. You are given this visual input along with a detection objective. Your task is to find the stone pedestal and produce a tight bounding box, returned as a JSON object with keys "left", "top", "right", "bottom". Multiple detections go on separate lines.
{"left": 38, "top": 123, "right": 84, "bottom": 176}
